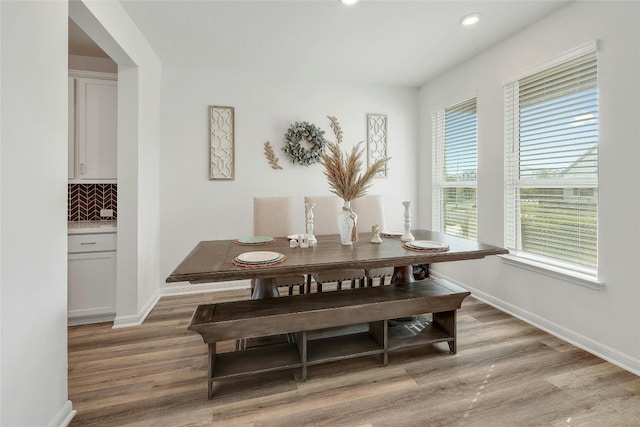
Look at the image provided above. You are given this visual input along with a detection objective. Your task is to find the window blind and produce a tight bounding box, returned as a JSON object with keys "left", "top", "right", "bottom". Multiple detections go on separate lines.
{"left": 433, "top": 98, "right": 477, "bottom": 240}
{"left": 505, "top": 51, "right": 598, "bottom": 271}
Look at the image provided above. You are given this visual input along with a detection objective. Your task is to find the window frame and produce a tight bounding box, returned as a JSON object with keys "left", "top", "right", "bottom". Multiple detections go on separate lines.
{"left": 502, "top": 41, "right": 602, "bottom": 287}
{"left": 432, "top": 97, "right": 478, "bottom": 241}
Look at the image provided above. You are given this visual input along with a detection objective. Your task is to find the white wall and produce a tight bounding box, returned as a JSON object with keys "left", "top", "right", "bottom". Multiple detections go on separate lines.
{"left": 0, "top": 2, "right": 73, "bottom": 426}
{"left": 159, "top": 66, "right": 418, "bottom": 286}
{"left": 0, "top": 1, "right": 161, "bottom": 423}
{"left": 419, "top": 1, "right": 640, "bottom": 373}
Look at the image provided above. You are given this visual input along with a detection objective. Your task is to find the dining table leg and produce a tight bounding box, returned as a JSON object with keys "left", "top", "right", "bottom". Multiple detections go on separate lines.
{"left": 252, "top": 277, "right": 280, "bottom": 299}
{"left": 391, "top": 265, "right": 415, "bottom": 285}
{"left": 391, "top": 266, "right": 416, "bottom": 322}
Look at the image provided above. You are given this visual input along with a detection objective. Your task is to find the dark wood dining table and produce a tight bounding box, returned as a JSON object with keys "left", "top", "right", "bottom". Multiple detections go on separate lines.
{"left": 166, "top": 230, "right": 509, "bottom": 298}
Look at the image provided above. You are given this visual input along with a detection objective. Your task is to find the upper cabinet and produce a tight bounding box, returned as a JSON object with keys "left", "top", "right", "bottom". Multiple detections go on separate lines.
{"left": 69, "top": 71, "right": 117, "bottom": 182}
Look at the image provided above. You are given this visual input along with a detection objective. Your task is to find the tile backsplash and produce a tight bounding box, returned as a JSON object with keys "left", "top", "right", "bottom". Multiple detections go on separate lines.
{"left": 68, "top": 183, "right": 117, "bottom": 221}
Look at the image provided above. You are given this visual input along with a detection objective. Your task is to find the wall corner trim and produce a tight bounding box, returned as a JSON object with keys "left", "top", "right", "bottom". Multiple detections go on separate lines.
{"left": 112, "top": 290, "right": 160, "bottom": 329}
{"left": 47, "top": 400, "right": 76, "bottom": 427}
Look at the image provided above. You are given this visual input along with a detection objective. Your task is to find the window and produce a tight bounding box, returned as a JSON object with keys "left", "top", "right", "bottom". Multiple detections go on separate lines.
{"left": 432, "top": 98, "right": 477, "bottom": 240}
{"left": 504, "top": 46, "right": 598, "bottom": 275}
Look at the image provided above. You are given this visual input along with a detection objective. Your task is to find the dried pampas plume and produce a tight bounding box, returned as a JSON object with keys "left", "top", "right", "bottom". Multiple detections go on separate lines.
{"left": 320, "top": 141, "right": 389, "bottom": 201}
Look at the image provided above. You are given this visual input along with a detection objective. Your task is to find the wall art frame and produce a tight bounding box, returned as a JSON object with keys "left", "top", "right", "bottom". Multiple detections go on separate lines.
{"left": 209, "top": 105, "right": 235, "bottom": 180}
{"left": 367, "top": 113, "right": 388, "bottom": 178}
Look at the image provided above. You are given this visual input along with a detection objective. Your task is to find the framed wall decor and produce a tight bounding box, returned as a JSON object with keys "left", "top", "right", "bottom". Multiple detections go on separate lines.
{"left": 209, "top": 105, "right": 235, "bottom": 180}
{"left": 367, "top": 113, "right": 388, "bottom": 178}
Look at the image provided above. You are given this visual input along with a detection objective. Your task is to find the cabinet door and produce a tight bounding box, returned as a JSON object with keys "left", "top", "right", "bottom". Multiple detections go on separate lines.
{"left": 76, "top": 78, "right": 117, "bottom": 180}
{"left": 68, "top": 251, "right": 116, "bottom": 320}
{"left": 68, "top": 77, "right": 76, "bottom": 180}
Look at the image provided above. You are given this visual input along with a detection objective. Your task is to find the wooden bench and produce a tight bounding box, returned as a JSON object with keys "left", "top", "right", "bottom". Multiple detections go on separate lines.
{"left": 188, "top": 278, "right": 470, "bottom": 399}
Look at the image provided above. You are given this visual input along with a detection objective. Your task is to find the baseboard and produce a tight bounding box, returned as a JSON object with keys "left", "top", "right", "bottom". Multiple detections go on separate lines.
{"left": 112, "top": 289, "right": 160, "bottom": 329}
{"left": 111, "top": 281, "right": 251, "bottom": 328}
{"left": 160, "top": 279, "right": 251, "bottom": 296}
{"left": 68, "top": 312, "right": 115, "bottom": 326}
{"left": 433, "top": 272, "right": 640, "bottom": 377}
{"left": 47, "top": 400, "right": 76, "bottom": 427}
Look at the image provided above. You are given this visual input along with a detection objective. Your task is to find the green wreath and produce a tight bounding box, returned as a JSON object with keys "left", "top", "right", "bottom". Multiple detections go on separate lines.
{"left": 282, "top": 121, "right": 326, "bottom": 166}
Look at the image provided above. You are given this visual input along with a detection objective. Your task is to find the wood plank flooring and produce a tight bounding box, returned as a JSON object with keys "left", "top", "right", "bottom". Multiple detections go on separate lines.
{"left": 68, "top": 289, "right": 640, "bottom": 426}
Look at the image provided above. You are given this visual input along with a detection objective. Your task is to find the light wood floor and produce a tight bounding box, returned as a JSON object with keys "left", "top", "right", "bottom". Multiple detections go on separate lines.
{"left": 68, "top": 288, "right": 640, "bottom": 426}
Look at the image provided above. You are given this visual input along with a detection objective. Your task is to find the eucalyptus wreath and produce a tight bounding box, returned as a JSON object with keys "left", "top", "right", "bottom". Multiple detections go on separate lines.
{"left": 282, "top": 121, "right": 326, "bottom": 166}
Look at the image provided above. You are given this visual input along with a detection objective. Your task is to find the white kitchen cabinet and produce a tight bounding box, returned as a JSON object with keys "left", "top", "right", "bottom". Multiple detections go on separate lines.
{"left": 68, "top": 232, "right": 117, "bottom": 325}
{"left": 69, "top": 72, "right": 117, "bottom": 182}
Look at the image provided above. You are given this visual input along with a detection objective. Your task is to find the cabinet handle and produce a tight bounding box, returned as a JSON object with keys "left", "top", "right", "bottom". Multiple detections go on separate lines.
{"left": 80, "top": 242, "right": 97, "bottom": 245}
{"left": 80, "top": 163, "right": 85, "bottom": 174}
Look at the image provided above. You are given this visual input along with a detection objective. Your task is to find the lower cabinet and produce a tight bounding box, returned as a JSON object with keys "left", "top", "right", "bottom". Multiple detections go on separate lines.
{"left": 68, "top": 232, "right": 116, "bottom": 325}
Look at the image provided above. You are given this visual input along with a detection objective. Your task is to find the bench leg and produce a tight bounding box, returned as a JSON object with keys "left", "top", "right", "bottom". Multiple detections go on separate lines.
{"left": 208, "top": 343, "right": 216, "bottom": 399}
{"left": 369, "top": 321, "right": 387, "bottom": 367}
{"left": 298, "top": 331, "right": 307, "bottom": 382}
{"left": 433, "top": 310, "right": 457, "bottom": 354}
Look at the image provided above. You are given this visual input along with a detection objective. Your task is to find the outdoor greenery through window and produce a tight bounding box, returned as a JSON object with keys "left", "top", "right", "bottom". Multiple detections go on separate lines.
{"left": 432, "top": 98, "right": 477, "bottom": 240}
{"left": 504, "top": 47, "right": 598, "bottom": 273}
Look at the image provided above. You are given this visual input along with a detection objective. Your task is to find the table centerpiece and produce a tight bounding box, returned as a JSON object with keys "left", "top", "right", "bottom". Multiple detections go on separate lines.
{"left": 320, "top": 141, "right": 389, "bottom": 245}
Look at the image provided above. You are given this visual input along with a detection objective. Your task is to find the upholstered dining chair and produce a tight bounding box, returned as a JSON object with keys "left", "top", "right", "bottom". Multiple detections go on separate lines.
{"left": 252, "top": 196, "right": 306, "bottom": 295}
{"left": 350, "top": 194, "right": 386, "bottom": 232}
{"left": 302, "top": 195, "right": 342, "bottom": 235}
{"left": 351, "top": 195, "right": 394, "bottom": 287}
{"left": 303, "top": 195, "right": 366, "bottom": 292}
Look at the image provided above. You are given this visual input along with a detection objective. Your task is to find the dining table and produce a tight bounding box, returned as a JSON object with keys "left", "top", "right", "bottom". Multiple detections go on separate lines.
{"left": 166, "top": 229, "right": 509, "bottom": 298}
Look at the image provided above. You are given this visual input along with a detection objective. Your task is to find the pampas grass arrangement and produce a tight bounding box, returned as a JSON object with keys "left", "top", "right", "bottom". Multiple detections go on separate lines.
{"left": 320, "top": 141, "right": 389, "bottom": 201}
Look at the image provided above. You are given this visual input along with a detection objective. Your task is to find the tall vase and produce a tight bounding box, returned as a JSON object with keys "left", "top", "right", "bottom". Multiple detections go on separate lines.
{"left": 337, "top": 200, "right": 358, "bottom": 245}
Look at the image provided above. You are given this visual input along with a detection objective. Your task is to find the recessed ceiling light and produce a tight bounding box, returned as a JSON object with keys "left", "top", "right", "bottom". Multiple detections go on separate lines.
{"left": 341, "top": 0, "right": 359, "bottom": 5}
{"left": 460, "top": 13, "right": 481, "bottom": 27}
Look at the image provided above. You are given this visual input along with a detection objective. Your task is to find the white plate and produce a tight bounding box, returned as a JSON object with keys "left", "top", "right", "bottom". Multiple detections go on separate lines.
{"left": 236, "top": 251, "right": 283, "bottom": 264}
{"left": 236, "top": 236, "right": 274, "bottom": 244}
{"left": 380, "top": 230, "right": 403, "bottom": 237}
{"left": 406, "top": 240, "right": 448, "bottom": 250}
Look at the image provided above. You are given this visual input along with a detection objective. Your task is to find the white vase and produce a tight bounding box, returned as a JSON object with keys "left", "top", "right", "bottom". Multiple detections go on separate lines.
{"left": 337, "top": 200, "right": 358, "bottom": 245}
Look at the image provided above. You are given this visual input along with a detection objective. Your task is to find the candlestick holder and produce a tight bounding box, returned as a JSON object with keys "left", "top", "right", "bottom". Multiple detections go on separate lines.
{"left": 305, "top": 202, "right": 317, "bottom": 247}
{"left": 401, "top": 201, "right": 415, "bottom": 242}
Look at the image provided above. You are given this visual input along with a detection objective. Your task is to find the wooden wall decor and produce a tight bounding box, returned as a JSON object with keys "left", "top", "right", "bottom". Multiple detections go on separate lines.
{"left": 209, "top": 106, "right": 235, "bottom": 180}
{"left": 367, "top": 113, "right": 388, "bottom": 178}
{"left": 263, "top": 141, "right": 283, "bottom": 170}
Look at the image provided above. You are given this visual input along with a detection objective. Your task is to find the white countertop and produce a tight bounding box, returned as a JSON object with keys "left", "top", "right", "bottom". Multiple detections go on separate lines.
{"left": 68, "top": 220, "right": 117, "bottom": 235}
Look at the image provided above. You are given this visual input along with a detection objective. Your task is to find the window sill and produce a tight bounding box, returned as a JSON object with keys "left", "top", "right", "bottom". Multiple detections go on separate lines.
{"left": 499, "top": 254, "right": 604, "bottom": 291}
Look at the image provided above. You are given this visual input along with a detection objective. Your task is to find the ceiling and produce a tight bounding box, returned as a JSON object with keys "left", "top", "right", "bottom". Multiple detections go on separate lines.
{"left": 71, "top": 0, "right": 571, "bottom": 87}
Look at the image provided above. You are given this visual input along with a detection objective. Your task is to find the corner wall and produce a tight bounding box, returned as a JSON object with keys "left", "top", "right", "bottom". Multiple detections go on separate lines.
{"left": 418, "top": 1, "right": 640, "bottom": 372}
{"left": 1, "top": 2, "right": 73, "bottom": 425}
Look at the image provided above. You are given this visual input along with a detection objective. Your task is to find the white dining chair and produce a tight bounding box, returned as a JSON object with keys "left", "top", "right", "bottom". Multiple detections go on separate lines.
{"left": 303, "top": 195, "right": 366, "bottom": 292}
{"left": 253, "top": 196, "right": 305, "bottom": 238}
{"left": 351, "top": 194, "right": 386, "bottom": 232}
{"left": 253, "top": 196, "right": 306, "bottom": 296}
{"left": 302, "top": 195, "right": 343, "bottom": 235}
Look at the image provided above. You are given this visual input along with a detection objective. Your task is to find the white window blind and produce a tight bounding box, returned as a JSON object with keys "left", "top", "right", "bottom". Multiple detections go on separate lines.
{"left": 504, "top": 50, "right": 598, "bottom": 272}
{"left": 432, "top": 98, "right": 477, "bottom": 240}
